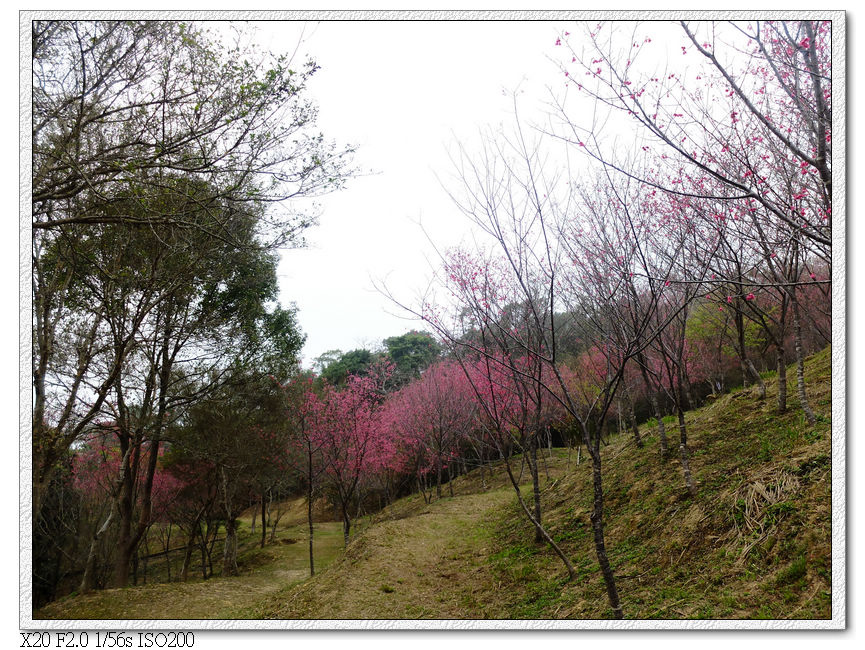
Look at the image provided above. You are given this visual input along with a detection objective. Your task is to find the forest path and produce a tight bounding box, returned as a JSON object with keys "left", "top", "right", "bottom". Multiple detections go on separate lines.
{"left": 263, "top": 486, "right": 521, "bottom": 619}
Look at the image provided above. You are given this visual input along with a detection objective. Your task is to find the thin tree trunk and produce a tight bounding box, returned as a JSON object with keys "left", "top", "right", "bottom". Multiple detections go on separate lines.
{"left": 79, "top": 505, "right": 115, "bottom": 593}
{"left": 637, "top": 358, "right": 668, "bottom": 457}
{"left": 260, "top": 491, "right": 267, "bottom": 549}
{"left": 180, "top": 524, "right": 198, "bottom": 582}
{"left": 587, "top": 445, "right": 623, "bottom": 619}
{"left": 341, "top": 503, "right": 351, "bottom": 547}
{"left": 677, "top": 408, "right": 697, "bottom": 496}
{"left": 625, "top": 388, "right": 642, "bottom": 449}
{"left": 529, "top": 436, "right": 543, "bottom": 543}
{"left": 776, "top": 345, "right": 788, "bottom": 414}
{"left": 307, "top": 494, "right": 315, "bottom": 577}
{"left": 221, "top": 466, "right": 238, "bottom": 576}
{"left": 541, "top": 431, "right": 551, "bottom": 481}
{"left": 676, "top": 365, "right": 697, "bottom": 497}
{"left": 222, "top": 517, "right": 238, "bottom": 577}
{"left": 448, "top": 462, "right": 454, "bottom": 497}
{"left": 163, "top": 525, "right": 171, "bottom": 582}
{"left": 206, "top": 521, "right": 218, "bottom": 578}
{"left": 269, "top": 504, "right": 281, "bottom": 543}
{"left": 654, "top": 395, "right": 669, "bottom": 458}
{"left": 791, "top": 294, "right": 818, "bottom": 425}
{"left": 199, "top": 523, "right": 209, "bottom": 580}
{"left": 745, "top": 358, "right": 766, "bottom": 398}
{"left": 501, "top": 454, "right": 575, "bottom": 581}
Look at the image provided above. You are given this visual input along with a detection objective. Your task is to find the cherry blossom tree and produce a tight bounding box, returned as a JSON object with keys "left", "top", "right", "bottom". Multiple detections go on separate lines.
{"left": 554, "top": 20, "right": 831, "bottom": 261}
{"left": 554, "top": 20, "right": 832, "bottom": 423}
{"left": 280, "top": 372, "right": 326, "bottom": 575}
{"left": 309, "top": 374, "right": 383, "bottom": 546}
{"left": 381, "top": 359, "right": 477, "bottom": 500}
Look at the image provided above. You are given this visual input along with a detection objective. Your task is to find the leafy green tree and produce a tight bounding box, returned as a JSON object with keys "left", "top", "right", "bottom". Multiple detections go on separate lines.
{"left": 31, "top": 19, "right": 349, "bottom": 522}
{"left": 319, "top": 348, "right": 376, "bottom": 386}
{"left": 383, "top": 330, "right": 440, "bottom": 387}
{"left": 172, "top": 372, "right": 289, "bottom": 577}
{"left": 312, "top": 349, "right": 344, "bottom": 376}
{"left": 71, "top": 186, "right": 307, "bottom": 589}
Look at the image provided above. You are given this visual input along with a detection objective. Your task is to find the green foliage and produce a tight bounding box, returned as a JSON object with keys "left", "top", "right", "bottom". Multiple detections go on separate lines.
{"left": 319, "top": 348, "right": 376, "bottom": 386}
{"left": 776, "top": 555, "right": 808, "bottom": 586}
{"left": 383, "top": 330, "right": 440, "bottom": 386}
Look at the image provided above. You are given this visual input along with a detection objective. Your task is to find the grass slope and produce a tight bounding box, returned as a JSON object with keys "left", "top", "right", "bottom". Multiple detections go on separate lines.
{"left": 34, "top": 506, "right": 345, "bottom": 620}
{"left": 479, "top": 346, "right": 832, "bottom": 620}
{"left": 36, "top": 348, "right": 833, "bottom": 621}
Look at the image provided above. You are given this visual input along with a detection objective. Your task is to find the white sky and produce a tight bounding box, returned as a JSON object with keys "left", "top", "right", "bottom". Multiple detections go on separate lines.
{"left": 247, "top": 19, "right": 741, "bottom": 367}
{"left": 250, "top": 21, "right": 576, "bottom": 365}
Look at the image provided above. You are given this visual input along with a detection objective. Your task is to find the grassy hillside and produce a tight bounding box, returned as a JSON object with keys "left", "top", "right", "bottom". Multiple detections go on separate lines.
{"left": 36, "top": 347, "right": 832, "bottom": 621}
{"left": 474, "top": 346, "right": 832, "bottom": 619}
{"left": 34, "top": 505, "right": 346, "bottom": 620}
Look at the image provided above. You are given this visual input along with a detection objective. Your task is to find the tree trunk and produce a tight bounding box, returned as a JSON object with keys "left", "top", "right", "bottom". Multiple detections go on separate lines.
{"left": 587, "top": 446, "right": 623, "bottom": 619}
{"left": 791, "top": 294, "right": 817, "bottom": 425}
{"left": 776, "top": 345, "right": 788, "bottom": 414}
{"left": 180, "top": 525, "right": 197, "bottom": 582}
{"left": 79, "top": 505, "right": 115, "bottom": 593}
{"left": 164, "top": 525, "right": 172, "bottom": 582}
{"left": 220, "top": 466, "right": 238, "bottom": 576}
{"left": 676, "top": 365, "right": 697, "bottom": 497}
{"left": 222, "top": 517, "right": 238, "bottom": 577}
{"left": 529, "top": 436, "right": 543, "bottom": 543}
{"left": 677, "top": 408, "right": 697, "bottom": 496}
{"left": 735, "top": 308, "right": 766, "bottom": 399}
{"left": 637, "top": 358, "right": 668, "bottom": 457}
{"left": 269, "top": 506, "right": 281, "bottom": 543}
{"left": 307, "top": 494, "right": 315, "bottom": 577}
{"left": 745, "top": 357, "right": 766, "bottom": 399}
{"left": 448, "top": 462, "right": 454, "bottom": 497}
{"left": 541, "top": 431, "right": 551, "bottom": 481}
{"left": 32, "top": 465, "right": 52, "bottom": 533}
{"left": 501, "top": 452, "right": 576, "bottom": 581}
{"left": 260, "top": 491, "right": 267, "bottom": 549}
{"left": 625, "top": 388, "right": 642, "bottom": 449}
{"left": 113, "top": 436, "right": 137, "bottom": 588}
{"left": 307, "top": 445, "right": 316, "bottom": 575}
{"left": 341, "top": 504, "right": 351, "bottom": 547}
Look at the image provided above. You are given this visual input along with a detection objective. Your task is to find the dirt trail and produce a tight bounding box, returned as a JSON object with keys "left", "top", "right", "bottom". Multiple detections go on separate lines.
{"left": 268, "top": 488, "right": 517, "bottom": 619}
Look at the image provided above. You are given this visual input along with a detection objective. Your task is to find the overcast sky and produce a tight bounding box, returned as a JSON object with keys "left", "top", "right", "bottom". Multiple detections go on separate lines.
{"left": 248, "top": 20, "right": 597, "bottom": 365}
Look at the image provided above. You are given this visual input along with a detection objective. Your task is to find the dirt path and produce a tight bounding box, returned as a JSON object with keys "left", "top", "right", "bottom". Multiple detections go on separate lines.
{"left": 266, "top": 488, "right": 517, "bottom": 619}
